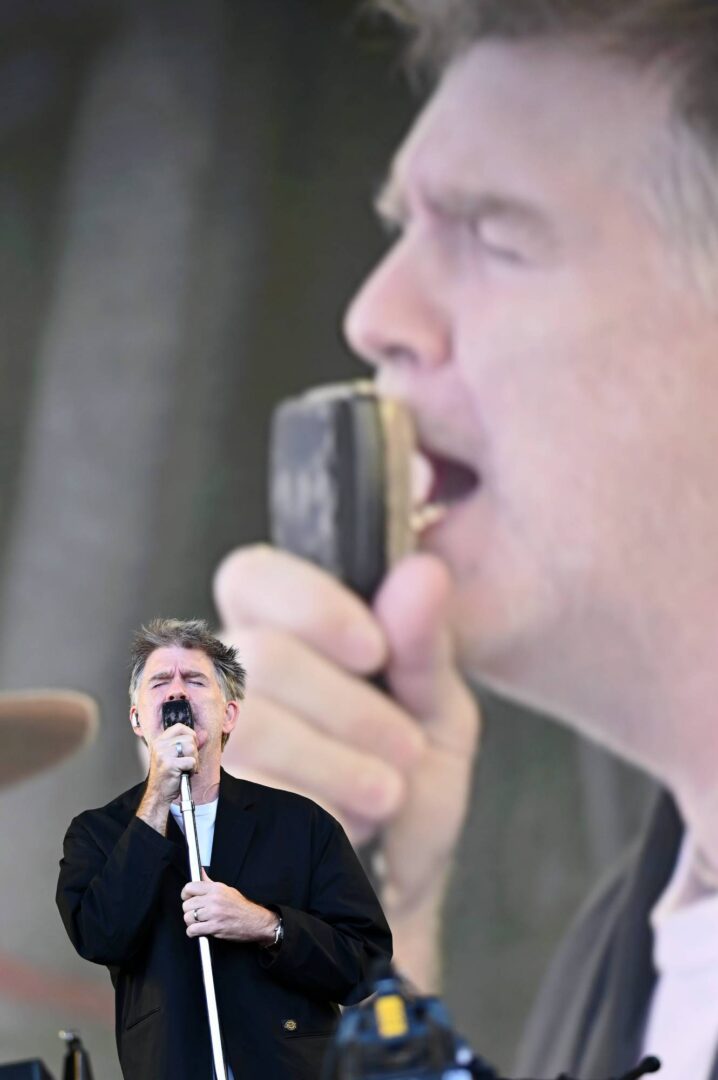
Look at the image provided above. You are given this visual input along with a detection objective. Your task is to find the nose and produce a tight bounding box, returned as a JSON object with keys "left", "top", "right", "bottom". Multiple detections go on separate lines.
{"left": 165, "top": 691, "right": 188, "bottom": 701}
{"left": 343, "top": 235, "right": 450, "bottom": 372}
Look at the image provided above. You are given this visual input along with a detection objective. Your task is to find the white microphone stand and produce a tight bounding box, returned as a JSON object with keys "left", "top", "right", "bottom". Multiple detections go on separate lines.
{"left": 180, "top": 772, "right": 228, "bottom": 1079}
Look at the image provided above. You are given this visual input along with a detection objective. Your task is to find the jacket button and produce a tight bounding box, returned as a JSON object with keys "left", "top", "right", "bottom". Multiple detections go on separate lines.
{"left": 283, "top": 1019, "right": 297, "bottom": 1032}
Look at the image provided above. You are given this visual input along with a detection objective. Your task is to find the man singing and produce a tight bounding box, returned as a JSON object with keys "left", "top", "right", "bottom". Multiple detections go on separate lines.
{"left": 56, "top": 618, "right": 391, "bottom": 1079}
{"left": 213, "top": 2, "right": 718, "bottom": 1077}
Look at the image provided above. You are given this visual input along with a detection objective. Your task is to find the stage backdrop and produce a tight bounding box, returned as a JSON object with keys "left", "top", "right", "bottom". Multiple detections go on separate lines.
{"left": 0, "top": 2, "right": 653, "bottom": 1075}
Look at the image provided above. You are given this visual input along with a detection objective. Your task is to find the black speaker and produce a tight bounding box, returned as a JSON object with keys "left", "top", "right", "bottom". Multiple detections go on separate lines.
{"left": 0, "top": 1063, "right": 55, "bottom": 1079}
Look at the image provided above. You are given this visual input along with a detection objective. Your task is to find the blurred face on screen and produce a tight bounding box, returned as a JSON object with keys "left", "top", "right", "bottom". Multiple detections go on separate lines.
{"left": 345, "top": 41, "right": 718, "bottom": 768}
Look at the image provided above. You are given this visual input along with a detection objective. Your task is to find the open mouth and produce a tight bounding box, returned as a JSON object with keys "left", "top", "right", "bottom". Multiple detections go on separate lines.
{"left": 411, "top": 448, "right": 481, "bottom": 532}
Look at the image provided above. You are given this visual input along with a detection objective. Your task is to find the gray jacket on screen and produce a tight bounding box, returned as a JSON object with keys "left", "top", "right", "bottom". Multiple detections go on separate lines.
{"left": 515, "top": 793, "right": 717, "bottom": 1080}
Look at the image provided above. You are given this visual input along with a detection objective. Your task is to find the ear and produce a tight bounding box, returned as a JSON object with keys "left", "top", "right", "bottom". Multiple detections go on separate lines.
{"left": 222, "top": 700, "right": 239, "bottom": 739}
{"left": 129, "top": 707, "right": 143, "bottom": 737}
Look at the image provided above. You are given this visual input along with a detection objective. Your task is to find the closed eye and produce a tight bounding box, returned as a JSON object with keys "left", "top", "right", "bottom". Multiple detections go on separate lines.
{"left": 478, "top": 234, "right": 526, "bottom": 264}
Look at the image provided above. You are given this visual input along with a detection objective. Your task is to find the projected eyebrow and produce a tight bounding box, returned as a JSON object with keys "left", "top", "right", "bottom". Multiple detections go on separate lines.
{"left": 375, "top": 177, "right": 557, "bottom": 249}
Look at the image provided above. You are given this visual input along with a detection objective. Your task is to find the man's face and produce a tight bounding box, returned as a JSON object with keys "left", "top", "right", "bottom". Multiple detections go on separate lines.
{"left": 345, "top": 41, "right": 718, "bottom": 762}
{"left": 130, "top": 646, "right": 236, "bottom": 761}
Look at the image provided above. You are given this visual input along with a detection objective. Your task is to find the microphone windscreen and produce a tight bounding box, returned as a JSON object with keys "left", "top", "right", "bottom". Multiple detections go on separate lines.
{"left": 161, "top": 699, "right": 194, "bottom": 731}
{"left": 269, "top": 381, "right": 415, "bottom": 602}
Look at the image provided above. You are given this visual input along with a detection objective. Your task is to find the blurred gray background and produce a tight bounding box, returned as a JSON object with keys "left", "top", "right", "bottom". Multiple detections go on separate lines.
{"left": 0, "top": 1, "right": 653, "bottom": 1075}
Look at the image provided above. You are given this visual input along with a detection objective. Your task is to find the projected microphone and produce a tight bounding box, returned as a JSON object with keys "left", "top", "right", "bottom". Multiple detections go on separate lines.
{"left": 269, "top": 380, "right": 417, "bottom": 885}
{"left": 269, "top": 381, "right": 415, "bottom": 601}
{"left": 161, "top": 697, "right": 228, "bottom": 1079}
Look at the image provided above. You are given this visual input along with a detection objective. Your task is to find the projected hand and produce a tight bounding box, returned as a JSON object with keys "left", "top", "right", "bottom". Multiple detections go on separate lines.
{"left": 214, "top": 544, "right": 479, "bottom": 989}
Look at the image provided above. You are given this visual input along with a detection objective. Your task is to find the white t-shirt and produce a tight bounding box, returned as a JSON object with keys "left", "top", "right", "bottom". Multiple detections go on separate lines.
{"left": 169, "top": 797, "right": 235, "bottom": 1080}
{"left": 641, "top": 836, "right": 718, "bottom": 1079}
{"left": 170, "top": 795, "right": 218, "bottom": 868}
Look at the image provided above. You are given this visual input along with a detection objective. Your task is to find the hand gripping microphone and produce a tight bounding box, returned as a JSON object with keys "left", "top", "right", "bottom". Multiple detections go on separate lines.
{"left": 161, "top": 698, "right": 228, "bottom": 1079}
{"left": 269, "top": 383, "right": 662, "bottom": 1080}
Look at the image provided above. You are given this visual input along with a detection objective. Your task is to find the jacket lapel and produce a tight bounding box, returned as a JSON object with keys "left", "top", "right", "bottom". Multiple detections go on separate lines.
{"left": 120, "top": 770, "right": 257, "bottom": 883}
{"left": 166, "top": 809, "right": 192, "bottom": 878}
{"left": 122, "top": 776, "right": 190, "bottom": 879}
{"left": 578, "top": 792, "right": 683, "bottom": 1078}
{"left": 208, "top": 769, "right": 257, "bottom": 886}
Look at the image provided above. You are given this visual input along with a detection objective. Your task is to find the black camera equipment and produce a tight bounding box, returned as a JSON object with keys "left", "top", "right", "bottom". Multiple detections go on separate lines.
{"left": 0, "top": 1064, "right": 54, "bottom": 1079}
{"left": 321, "top": 963, "right": 661, "bottom": 1080}
{"left": 321, "top": 961, "right": 494, "bottom": 1080}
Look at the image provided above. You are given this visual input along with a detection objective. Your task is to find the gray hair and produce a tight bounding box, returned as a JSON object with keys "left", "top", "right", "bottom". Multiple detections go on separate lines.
{"left": 129, "top": 618, "right": 246, "bottom": 705}
{"left": 370, "top": 0, "right": 718, "bottom": 300}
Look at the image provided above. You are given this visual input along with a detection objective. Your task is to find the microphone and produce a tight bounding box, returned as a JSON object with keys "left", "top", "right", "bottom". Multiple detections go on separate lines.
{"left": 161, "top": 699, "right": 194, "bottom": 732}
{"left": 555, "top": 1058, "right": 661, "bottom": 1080}
{"left": 618, "top": 1058, "right": 661, "bottom": 1079}
{"left": 269, "top": 381, "right": 415, "bottom": 602}
{"left": 268, "top": 382, "right": 415, "bottom": 888}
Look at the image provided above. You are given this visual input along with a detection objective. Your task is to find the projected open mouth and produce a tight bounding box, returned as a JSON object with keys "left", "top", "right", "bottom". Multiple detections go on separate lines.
{"left": 411, "top": 447, "right": 481, "bottom": 533}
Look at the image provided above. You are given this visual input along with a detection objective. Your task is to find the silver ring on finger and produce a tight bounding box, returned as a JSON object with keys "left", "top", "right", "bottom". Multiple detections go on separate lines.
{"left": 175, "top": 741, "right": 183, "bottom": 758}
{"left": 193, "top": 908, "right": 201, "bottom": 922}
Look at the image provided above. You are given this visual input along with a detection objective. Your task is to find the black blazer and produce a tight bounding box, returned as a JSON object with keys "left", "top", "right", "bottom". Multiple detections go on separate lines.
{"left": 515, "top": 792, "right": 718, "bottom": 1079}
{"left": 56, "top": 769, "right": 392, "bottom": 1080}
